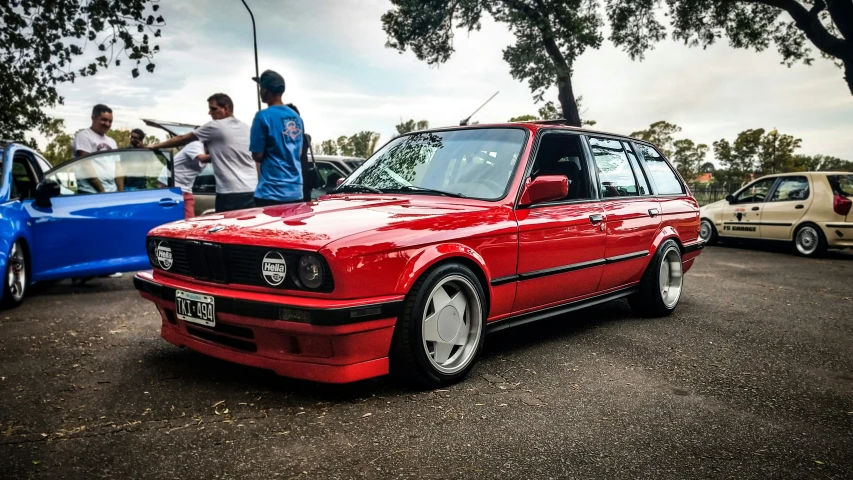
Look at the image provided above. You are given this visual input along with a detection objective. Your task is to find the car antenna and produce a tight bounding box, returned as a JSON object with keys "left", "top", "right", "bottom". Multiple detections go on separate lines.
{"left": 459, "top": 91, "right": 499, "bottom": 126}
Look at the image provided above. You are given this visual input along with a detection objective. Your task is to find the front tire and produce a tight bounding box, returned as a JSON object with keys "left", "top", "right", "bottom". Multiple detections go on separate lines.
{"left": 794, "top": 223, "right": 827, "bottom": 257}
{"left": 628, "top": 240, "right": 684, "bottom": 318}
{"left": 390, "top": 262, "right": 486, "bottom": 388}
{"left": 2, "top": 240, "right": 28, "bottom": 308}
{"left": 699, "top": 219, "right": 718, "bottom": 245}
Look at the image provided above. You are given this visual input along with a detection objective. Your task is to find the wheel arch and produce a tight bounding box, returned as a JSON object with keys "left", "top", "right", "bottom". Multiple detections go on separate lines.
{"left": 395, "top": 244, "right": 492, "bottom": 316}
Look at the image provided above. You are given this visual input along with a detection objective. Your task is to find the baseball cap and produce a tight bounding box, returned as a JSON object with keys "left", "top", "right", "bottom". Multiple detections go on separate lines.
{"left": 252, "top": 70, "right": 285, "bottom": 94}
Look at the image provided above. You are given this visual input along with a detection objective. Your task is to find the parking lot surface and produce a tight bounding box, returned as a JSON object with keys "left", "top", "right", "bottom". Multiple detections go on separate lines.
{"left": 1, "top": 245, "right": 852, "bottom": 479}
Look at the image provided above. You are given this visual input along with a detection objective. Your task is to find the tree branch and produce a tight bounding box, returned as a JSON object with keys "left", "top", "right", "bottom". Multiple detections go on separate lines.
{"left": 749, "top": 0, "right": 848, "bottom": 59}
{"left": 825, "top": 0, "right": 853, "bottom": 43}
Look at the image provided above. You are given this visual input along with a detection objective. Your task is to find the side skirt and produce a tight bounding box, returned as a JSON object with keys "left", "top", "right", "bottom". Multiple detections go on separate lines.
{"left": 486, "top": 286, "right": 638, "bottom": 334}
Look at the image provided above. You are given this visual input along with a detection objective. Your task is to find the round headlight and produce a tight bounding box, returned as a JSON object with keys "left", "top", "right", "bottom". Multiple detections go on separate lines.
{"left": 297, "top": 256, "right": 324, "bottom": 289}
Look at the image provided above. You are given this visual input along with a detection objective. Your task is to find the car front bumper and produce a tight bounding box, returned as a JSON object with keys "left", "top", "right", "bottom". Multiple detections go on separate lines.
{"left": 134, "top": 271, "right": 403, "bottom": 383}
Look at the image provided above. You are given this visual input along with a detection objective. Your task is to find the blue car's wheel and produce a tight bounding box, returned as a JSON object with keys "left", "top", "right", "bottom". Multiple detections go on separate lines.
{"left": 2, "top": 240, "right": 27, "bottom": 308}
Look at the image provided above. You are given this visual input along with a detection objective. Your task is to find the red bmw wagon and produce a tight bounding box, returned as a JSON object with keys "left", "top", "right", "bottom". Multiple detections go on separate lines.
{"left": 135, "top": 122, "right": 704, "bottom": 387}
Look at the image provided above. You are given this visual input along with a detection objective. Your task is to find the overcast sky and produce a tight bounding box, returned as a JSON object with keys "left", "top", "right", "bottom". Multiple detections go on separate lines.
{"left": 39, "top": 0, "right": 853, "bottom": 161}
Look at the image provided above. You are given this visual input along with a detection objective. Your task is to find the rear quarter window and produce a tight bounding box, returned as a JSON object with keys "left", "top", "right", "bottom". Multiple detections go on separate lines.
{"left": 828, "top": 175, "right": 853, "bottom": 196}
{"left": 635, "top": 144, "right": 684, "bottom": 195}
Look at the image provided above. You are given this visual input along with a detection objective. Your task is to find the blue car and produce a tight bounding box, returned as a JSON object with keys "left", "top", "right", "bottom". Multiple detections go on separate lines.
{"left": 0, "top": 142, "right": 184, "bottom": 307}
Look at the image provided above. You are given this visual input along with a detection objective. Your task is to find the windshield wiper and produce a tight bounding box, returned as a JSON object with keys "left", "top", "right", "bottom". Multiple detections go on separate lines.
{"left": 334, "top": 184, "right": 383, "bottom": 194}
{"left": 388, "top": 185, "right": 468, "bottom": 198}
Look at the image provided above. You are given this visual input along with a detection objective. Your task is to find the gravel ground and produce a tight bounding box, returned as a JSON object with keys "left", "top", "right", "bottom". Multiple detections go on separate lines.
{"left": 1, "top": 244, "right": 851, "bottom": 479}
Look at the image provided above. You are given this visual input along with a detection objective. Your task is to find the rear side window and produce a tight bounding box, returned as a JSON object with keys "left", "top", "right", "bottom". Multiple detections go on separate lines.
{"left": 828, "top": 175, "right": 853, "bottom": 196}
{"left": 770, "top": 176, "right": 809, "bottom": 201}
{"left": 623, "top": 142, "right": 651, "bottom": 195}
{"left": 589, "top": 137, "right": 640, "bottom": 198}
{"left": 636, "top": 144, "right": 684, "bottom": 195}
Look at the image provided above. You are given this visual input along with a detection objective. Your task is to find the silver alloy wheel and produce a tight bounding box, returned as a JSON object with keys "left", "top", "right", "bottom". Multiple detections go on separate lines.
{"left": 658, "top": 246, "right": 683, "bottom": 309}
{"left": 795, "top": 226, "right": 819, "bottom": 255}
{"left": 6, "top": 242, "right": 26, "bottom": 302}
{"left": 699, "top": 220, "right": 713, "bottom": 242}
{"left": 421, "top": 275, "right": 483, "bottom": 374}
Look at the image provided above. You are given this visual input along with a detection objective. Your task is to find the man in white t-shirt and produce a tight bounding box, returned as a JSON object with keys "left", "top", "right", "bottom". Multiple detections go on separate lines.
{"left": 71, "top": 104, "right": 123, "bottom": 194}
{"left": 156, "top": 138, "right": 210, "bottom": 218}
{"left": 148, "top": 93, "right": 258, "bottom": 213}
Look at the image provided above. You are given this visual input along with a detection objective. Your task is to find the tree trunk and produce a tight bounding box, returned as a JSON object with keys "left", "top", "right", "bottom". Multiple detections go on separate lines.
{"left": 556, "top": 74, "right": 582, "bottom": 127}
{"left": 845, "top": 56, "right": 853, "bottom": 97}
{"left": 540, "top": 34, "right": 582, "bottom": 127}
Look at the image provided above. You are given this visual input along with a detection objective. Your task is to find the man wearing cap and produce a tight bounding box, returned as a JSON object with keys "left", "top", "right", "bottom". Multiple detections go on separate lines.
{"left": 249, "top": 70, "right": 305, "bottom": 207}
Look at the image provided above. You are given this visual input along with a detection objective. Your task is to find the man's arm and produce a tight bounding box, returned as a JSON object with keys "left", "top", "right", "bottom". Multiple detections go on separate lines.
{"left": 148, "top": 132, "right": 198, "bottom": 151}
{"left": 196, "top": 153, "right": 211, "bottom": 164}
{"left": 114, "top": 160, "right": 125, "bottom": 192}
{"left": 252, "top": 152, "right": 264, "bottom": 162}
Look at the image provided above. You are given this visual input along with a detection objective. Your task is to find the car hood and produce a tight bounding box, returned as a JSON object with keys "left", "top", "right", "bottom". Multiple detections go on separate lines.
{"left": 149, "top": 195, "right": 504, "bottom": 254}
{"left": 700, "top": 199, "right": 726, "bottom": 214}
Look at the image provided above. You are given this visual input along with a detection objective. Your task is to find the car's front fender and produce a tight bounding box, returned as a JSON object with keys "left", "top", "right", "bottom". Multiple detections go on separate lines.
{"left": 394, "top": 242, "right": 493, "bottom": 295}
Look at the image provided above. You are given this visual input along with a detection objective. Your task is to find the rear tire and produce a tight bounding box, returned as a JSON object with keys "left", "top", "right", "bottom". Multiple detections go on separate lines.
{"left": 699, "top": 219, "right": 718, "bottom": 245}
{"left": 628, "top": 240, "right": 683, "bottom": 318}
{"left": 793, "top": 223, "right": 827, "bottom": 257}
{"left": 2, "top": 240, "right": 28, "bottom": 309}
{"left": 389, "top": 262, "right": 486, "bottom": 388}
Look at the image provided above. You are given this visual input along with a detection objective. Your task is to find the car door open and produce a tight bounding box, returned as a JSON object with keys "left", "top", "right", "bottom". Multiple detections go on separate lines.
{"left": 26, "top": 149, "right": 184, "bottom": 280}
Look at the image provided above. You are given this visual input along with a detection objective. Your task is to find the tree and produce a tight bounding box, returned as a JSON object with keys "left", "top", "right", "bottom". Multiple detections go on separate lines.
{"left": 40, "top": 119, "right": 76, "bottom": 166}
{"left": 106, "top": 128, "right": 159, "bottom": 148}
{"left": 1, "top": 1, "right": 167, "bottom": 142}
{"left": 508, "top": 114, "right": 539, "bottom": 122}
{"left": 607, "top": 1, "right": 853, "bottom": 97}
{"left": 793, "top": 154, "right": 853, "bottom": 171}
{"left": 700, "top": 162, "right": 716, "bottom": 173}
{"left": 396, "top": 119, "right": 430, "bottom": 135}
{"left": 316, "top": 132, "right": 381, "bottom": 158}
{"left": 508, "top": 99, "right": 596, "bottom": 124}
{"left": 758, "top": 129, "right": 802, "bottom": 174}
{"left": 382, "top": 0, "right": 603, "bottom": 127}
{"left": 630, "top": 121, "right": 682, "bottom": 158}
{"left": 672, "top": 139, "right": 709, "bottom": 181}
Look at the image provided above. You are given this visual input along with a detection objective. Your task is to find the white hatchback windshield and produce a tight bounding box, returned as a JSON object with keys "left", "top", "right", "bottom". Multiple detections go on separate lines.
{"left": 340, "top": 128, "right": 527, "bottom": 200}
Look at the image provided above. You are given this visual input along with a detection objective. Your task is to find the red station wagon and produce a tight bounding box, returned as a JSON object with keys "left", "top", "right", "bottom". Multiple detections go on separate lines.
{"left": 134, "top": 122, "right": 704, "bottom": 387}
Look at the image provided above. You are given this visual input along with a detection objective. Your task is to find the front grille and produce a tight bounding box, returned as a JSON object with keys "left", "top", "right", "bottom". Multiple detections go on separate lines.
{"left": 147, "top": 238, "right": 334, "bottom": 292}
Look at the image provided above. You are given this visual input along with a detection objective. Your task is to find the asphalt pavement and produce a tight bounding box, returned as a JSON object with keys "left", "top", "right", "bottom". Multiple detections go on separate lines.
{"left": 1, "top": 244, "right": 852, "bottom": 479}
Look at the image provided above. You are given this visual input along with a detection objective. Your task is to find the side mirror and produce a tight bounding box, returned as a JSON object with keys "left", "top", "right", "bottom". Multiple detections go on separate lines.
{"left": 336, "top": 178, "right": 345, "bottom": 187}
{"left": 35, "top": 179, "right": 61, "bottom": 208}
{"left": 725, "top": 194, "right": 735, "bottom": 204}
{"left": 518, "top": 175, "right": 569, "bottom": 207}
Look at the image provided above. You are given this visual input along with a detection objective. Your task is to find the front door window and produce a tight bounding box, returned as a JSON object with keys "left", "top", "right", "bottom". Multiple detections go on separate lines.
{"left": 734, "top": 178, "right": 776, "bottom": 204}
{"left": 47, "top": 150, "right": 170, "bottom": 195}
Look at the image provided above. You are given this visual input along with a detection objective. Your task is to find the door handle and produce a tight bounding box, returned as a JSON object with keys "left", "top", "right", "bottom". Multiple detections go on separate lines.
{"left": 648, "top": 208, "right": 659, "bottom": 217}
{"left": 751, "top": 206, "right": 760, "bottom": 211}
{"left": 158, "top": 198, "right": 179, "bottom": 207}
{"left": 589, "top": 214, "right": 603, "bottom": 224}
{"left": 795, "top": 204, "right": 804, "bottom": 209}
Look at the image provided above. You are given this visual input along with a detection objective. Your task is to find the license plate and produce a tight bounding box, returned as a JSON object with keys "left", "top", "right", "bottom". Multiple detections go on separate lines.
{"left": 175, "top": 289, "right": 216, "bottom": 327}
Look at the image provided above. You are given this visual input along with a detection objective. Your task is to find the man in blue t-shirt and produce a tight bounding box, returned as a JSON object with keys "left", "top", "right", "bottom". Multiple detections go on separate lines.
{"left": 249, "top": 70, "right": 304, "bottom": 206}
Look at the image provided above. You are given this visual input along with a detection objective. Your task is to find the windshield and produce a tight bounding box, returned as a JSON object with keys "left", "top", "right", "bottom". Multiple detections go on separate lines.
{"left": 341, "top": 128, "right": 527, "bottom": 200}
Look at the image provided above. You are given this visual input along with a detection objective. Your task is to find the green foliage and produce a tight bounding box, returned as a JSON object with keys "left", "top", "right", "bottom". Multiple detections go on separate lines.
{"left": 382, "top": 0, "right": 604, "bottom": 126}
{"left": 105, "top": 128, "right": 159, "bottom": 148}
{"left": 700, "top": 162, "right": 716, "bottom": 173}
{"left": 40, "top": 119, "right": 76, "bottom": 166}
{"left": 606, "top": 0, "right": 853, "bottom": 95}
{"left": 316, "top": 132, "right": 381, "bottom": 158}
{"left": 0, "top": 0, "right": 166, "bottom": 141}
{"left": 508, "top": 99, "right": 596, "bottom": 125}
{"left": 508, "top": 114, "right": 538, "bottom": 122}
{"left": 672, "top": 139, "right": 709, "bottom": 181}
{"left": 792, "top": 154, "right": 853, "bottom": 172}
{"left": 630, "top": 121, "right": 682, "bottom": 158}
{"left": 395, "top": 119, "right": 430, "bottom": 135}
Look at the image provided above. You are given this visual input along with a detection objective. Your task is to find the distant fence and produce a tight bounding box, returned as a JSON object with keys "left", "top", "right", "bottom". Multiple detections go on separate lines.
{"left": 688, "top": 184, "right": 739, "bottom": 206}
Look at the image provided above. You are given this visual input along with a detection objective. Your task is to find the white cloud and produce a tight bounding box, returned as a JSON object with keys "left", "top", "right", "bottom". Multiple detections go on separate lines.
{"left": 36, "top": 0, "right": 852, "bottom": 161}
